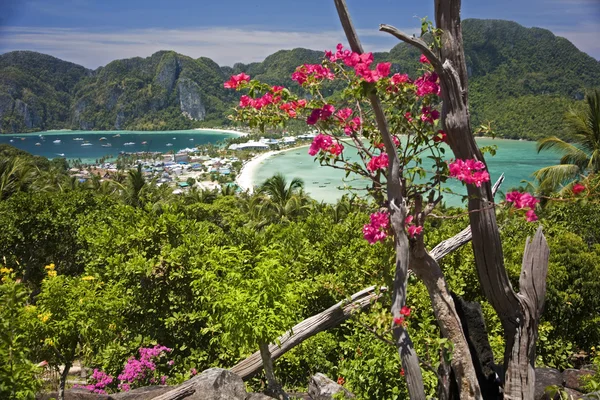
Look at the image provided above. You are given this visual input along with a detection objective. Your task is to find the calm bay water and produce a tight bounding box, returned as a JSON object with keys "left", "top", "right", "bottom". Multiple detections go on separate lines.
{"left": 252, "top": 138, "right": 560, "bottom": 207}
{"left": 0, "top": 129, "right": 236, "bottom": 163}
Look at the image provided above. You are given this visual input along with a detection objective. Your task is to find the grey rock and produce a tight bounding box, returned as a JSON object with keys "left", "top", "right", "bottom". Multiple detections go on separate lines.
{"left": 177, "top": 78, "right": 205, "bottom": 121}
{"left": 36, "top": 389, "right": 112, "bottom": 400}
{"left": 564, "top": 387, "right": 584, "bottom": 399}
{"left": 535, "top": 368, "right": 564, "bottom": 400}
{"left": 111, "top": 385, "right": 172, "bottom": 399}
{"left": 183, "top": 368, "right": 246, "bottom": 400}
{"left": 14, "top": 99, "right": 42, "bottom": 128}
{"left": 563, "top": 369, "right": 595, "bottom": 392}
{"left": 155, "top": 54, "right": 180, "bottom": 93}
{"left": 307, "top": 373, "right": 354, "bottom": 400}
{"left": 0, "top": 92, "right": 14, "bottom": 120}
{"left": 245, "top": 394, "right": 273, "bottom": 400}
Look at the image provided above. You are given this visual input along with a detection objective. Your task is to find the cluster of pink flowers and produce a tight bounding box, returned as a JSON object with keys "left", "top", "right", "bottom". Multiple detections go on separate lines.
{"left": 420, "top": 105, "right": 440, "bottom": 124}
{"left": 419, "top": 54, "right": 430, "bottom": 64}
{"left": 366, "top": 153, "right": 389, "bottom": 172}
{"left": 393, "top": 306, "right": 412, "bottom": 325}
{"left": 223, "top": 73, "right": 250, "bottom": 89}
{"left": 505, "top": 191, "right": 539, "bottom": 222}
{"left": 279, "top": 99, "right": 307, "bottom": 117}
{"left": 307, "top": 104, "right": 336, "bottom": 125}
{"left": 448, "top": 159, "right": 490, "bottom": 187}
{"left": 73, "top": 369, "right": 114, "bottom": 395}
{"left": 404, "top": 215, "right": 423, "bottom": 238}
{"left": 335, "top": 108, "right": 362, "bottom": 135}
{"left": 117, "top": 345, "right": 173, "bottom": 391}
{"left": 326, "top": 44, "right": 392, "bottom": 83}
{"left": 363, "top": 211, "right": 389, "bottom": 244}
{"left": 308, "top": 133, "right": 343, "bottom": 156}
{"left": 292, "top": 64, "right": 335, "bottom": 85}
{"left": 414, "top": 72, "right": 440, "bottom": 97}
{"left": 387, "top": 73, "right": 411, "bottom": 92}
{"left": 239, "top": 92, "right": 282, "bottom": 110}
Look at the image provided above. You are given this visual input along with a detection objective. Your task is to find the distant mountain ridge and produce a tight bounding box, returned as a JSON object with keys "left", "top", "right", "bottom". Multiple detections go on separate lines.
{"left": 1, "top": 19, "right": 599, "bottom": 139}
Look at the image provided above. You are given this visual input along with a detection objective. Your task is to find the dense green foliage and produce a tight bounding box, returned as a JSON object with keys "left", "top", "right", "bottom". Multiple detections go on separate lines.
{"left": 0, "top": 145, "right": 599, "bottom": 399}
{"left": 1, "top": 19, "right": 598, "bottom": 137}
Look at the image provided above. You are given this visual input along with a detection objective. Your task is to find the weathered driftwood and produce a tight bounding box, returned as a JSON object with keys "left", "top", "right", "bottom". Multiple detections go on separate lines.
{"left": 231, "top": 285, "right": 387, "bottom": 380}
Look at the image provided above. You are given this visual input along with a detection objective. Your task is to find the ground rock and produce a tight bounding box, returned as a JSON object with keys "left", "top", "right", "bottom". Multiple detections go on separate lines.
{"left": 581, "top": 391, "right": 600, "bottom": 399}
{"left": 111, "top": 385, "right": 172, "bottom": 399}
{"left": 307, "top": 373, "right": 355, "bottom": 400}
{"left": 153, "top": 368, "right": 246, "bottom": 400}
{"left": 36, "top": 389, "right": 112, "bottom": 400}
{"left": 535, "top": 368, "right": 565, "bottom": 400}
{"left": 245, "top": 393, "right": 273, "bottom": 400}
{"left": 563, "top": 369, "right": 595, "bottom": 392}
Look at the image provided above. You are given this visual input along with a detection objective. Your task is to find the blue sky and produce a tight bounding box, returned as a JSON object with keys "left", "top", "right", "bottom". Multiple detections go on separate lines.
{"left": 0, "top": 0, "right": 598, "bottom": 68}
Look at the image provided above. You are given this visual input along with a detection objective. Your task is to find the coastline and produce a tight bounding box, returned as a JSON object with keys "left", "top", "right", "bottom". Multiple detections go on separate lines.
{"left": 2, "top": 128, "right": 252, "bottom": 137}
{"left": 193, "top": 128, "right": 250, "bottom": 137}
{"left": 236, "top": 145, "right": 309, "bottom": 192}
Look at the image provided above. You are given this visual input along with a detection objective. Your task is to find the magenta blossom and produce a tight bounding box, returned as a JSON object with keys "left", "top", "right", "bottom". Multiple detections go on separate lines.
{"left": 224, "top": 73, "right": 250, "bottom": 89}
{"left": 367, "top": 153, "right": 389, "bottom": 172}
{"left": 448, "top": 159, "right": 490, "bottom": 187}
{"left": 363, "top": 211, "right": 390, "bottom": 244}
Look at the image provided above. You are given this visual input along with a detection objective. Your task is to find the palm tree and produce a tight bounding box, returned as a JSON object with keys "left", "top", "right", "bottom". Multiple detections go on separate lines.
{"left": 258, "top": 173, "right": 307, "bottom": 222}
{"left": 534, "top": 88, "right": 600, "bottom": 193}
{"left": 0, "top": 156, "right": 36, "bottom": 200}
{"left": 122, "top": 164, "right": 146, "bottom": 207}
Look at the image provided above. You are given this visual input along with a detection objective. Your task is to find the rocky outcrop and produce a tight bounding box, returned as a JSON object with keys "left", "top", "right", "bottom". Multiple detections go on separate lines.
{"left": 177, "top": 78, "right": 205, "bottom": 121}
{"left": 0, "top": 92, "right": 14, "bottom": 120}
{"left": 14, "top": 99, "right": 42, "bottom": 128}
{"left": 307, "top": 373, "right": 355, "bottom": 400}
{"left": 155, "top": 54, "right": 180, "bottom": 93}
{"left": 72, "top": 97, "right": 94, "bottom": 130}
{"left": 535, "top": 368, "right": 564, "bottom": 400}
{"left": 563, "top": 368, "right": 595, "bottom": 392}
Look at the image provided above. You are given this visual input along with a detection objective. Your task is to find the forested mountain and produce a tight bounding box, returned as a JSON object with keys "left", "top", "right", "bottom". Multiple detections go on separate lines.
{"left": 1, "top": 19, "right": 599, "bottom": 139}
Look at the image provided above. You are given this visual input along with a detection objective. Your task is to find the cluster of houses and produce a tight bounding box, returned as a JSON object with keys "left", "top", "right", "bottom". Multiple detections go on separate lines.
{"left": 227, "top": 134, "right": 315, "bottom": 151}
{"left": 70, "top": 147, "right": 239, "bottom": 194}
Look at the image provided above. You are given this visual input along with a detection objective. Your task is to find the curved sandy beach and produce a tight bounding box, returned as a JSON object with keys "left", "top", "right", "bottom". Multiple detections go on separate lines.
{"left": 194, "top": 128, "right": 250, "bottom": 136}
{"left": 235, "top": 145, "right": 309, "bottom": 192}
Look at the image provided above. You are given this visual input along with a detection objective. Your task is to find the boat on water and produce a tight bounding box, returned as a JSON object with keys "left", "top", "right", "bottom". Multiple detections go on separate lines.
{"left": 56, "top": 153, "right": 65, "bottom": 157}
{"left": 99, "top": 137, "right": 107, "bottom": 141}
{"left": 189, "top": 138, "right": 194, "bottom": 141}
{"left": 53, "top": 140, "right": 61, "bottom": 144}
{"left": 81, "top": 143, "right": 92, "bottom": 147}
{"left": 124, "top": 142, "right": 135, "bottom": 146}
{"left": 35, "top": 142, "right": 41, "bottom": 146}
{"left": 101, "top": 143, "right": 112, "bottom": 147}
{"left": 9, "top": 139, "right": 14, "bottom": 143}
{"left": 73, "top": 137, "right": 84, "bottom": 141}
{"left": 172, "top": 137, "right": 176, "bottom": 140}
{"left": 141, "top": 141, "right": 147, "bottom": 145}
{"left": 166, "top": 143, "right": 173, "bottom": 147}
{"left": 113, "top": 134, "right": 121, "bottom": 138}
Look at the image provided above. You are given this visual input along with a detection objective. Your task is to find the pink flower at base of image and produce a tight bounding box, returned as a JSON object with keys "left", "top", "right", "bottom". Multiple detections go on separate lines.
{"left": 363, "top": 211, "right": 389, "bottom": 244}
{"left": 447, "top": 159, "right": 490, "bottom": 187}
{"left": 572, "top": 183, "right": 586, "bottom": 194}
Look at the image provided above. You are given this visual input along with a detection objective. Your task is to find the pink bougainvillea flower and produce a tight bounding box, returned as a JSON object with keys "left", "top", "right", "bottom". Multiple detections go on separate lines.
{"left": 363, "top": 211, "right": 389, "bottom": 244}
{"left": 400, "top": 306, "right": 411, "bottom": 317}
{"left": 367, "top": 153, "right": 389, "bottom": 172}
{"left": 433, "top": 130, "right": 448, "bottom": 143}
{"left": 419, "top": 54, "right": 430, "bottom": 64}
{"left": 525, "top": 209, "right": 538, "bottom": 222}
{"left": 223, "top": 73, "right": 250, "bottom": 89}
{"left": 238, "top": 95, "right": 251, "bottom": 108}
{"left": 420, "top": 106, "right": 440, "bottom": 124}
{"left": 336, "top": 108, "right": 353, "bottom": 121}
{"left": 376, "top": 62, "right": 392, "bottom": 78}
{"left": 415, "top": 72, "right": 440, "bottom": 97}
{"left": 405, "top": 215, "right": 414, "bottom": 225}
{"left": 393, "top": 316, "right": 405, "bottom": 325}
{"left": 448, "top": 159, "right": 490, "bottom": 187}
{"left": 404, "top": 112, "right": 413, "bottom": 123}
{"left": 337, "top": 376, "right": 346, "bottom": 386}
{"left": 271, "top": 85, "right": 285, "bottom": 94}
{"left": 572, "top": 183, "right": 586, "bottom": 194}
{"left": 407, "top": 225, "right": 423, "bottom": 238}
{"left": 391, "top": 73, "right": 410, "bottom": 85}
{"left": 308, "top": 133, "right": 333, "bottom": 156}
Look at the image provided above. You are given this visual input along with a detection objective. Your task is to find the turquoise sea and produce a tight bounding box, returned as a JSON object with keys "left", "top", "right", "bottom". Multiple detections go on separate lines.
{"left": 251, "top": 138, "right": 561, "bottom": 207}
{"left": 0, "top": 129, "right": 237, "bottom": 163}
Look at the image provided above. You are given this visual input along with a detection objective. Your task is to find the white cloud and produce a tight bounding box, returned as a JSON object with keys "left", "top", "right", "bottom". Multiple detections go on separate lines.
{"left": 0, "top": 25, "right": 414, "bottom": 68}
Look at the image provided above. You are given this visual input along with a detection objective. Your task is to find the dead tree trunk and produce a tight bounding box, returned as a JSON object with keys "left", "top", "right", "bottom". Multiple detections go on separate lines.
{"left": 380, "top": 1, "right": 551, "bottom": 397}
{"left": 259, "top": 342, "right": 288, "bottom": 400}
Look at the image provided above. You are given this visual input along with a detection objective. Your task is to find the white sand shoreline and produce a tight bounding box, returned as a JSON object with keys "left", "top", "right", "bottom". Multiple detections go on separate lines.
{"left": 193, "top": 128, "right": 250, "bottom": 137}
{"left": 235, "top": 145, "right": 309, "bottom": 192}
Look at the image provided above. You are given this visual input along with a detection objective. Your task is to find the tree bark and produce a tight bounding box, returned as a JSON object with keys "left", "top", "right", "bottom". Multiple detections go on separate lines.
{"left": 259, "top": 342, "right": 288, "bottom": 400}
{"left": 380, "top": 1, "right": 551, "bottom": 397}
{"left": 333, "top": 1, "right": 426, "bottom": 398}
{"left": 58, "top": 363, "right": 70, "bottom": 400}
